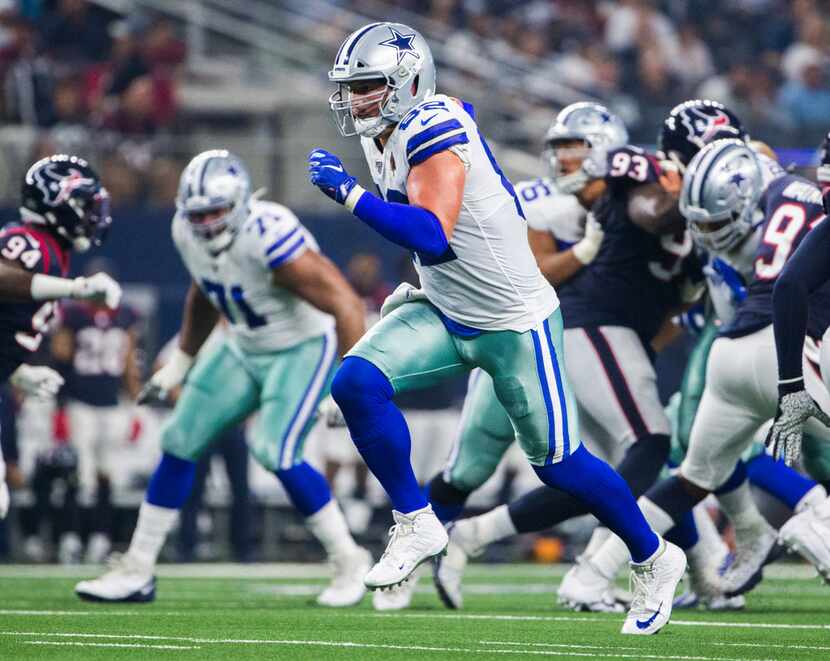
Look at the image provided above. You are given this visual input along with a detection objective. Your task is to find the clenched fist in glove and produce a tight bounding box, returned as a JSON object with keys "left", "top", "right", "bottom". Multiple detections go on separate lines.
{"left": 137, "top": 347, "right": 194, "bottom": 405}
{"left": 9, "top": 364, "right": 64, "bottom": 399}
{"left": 766, "top": 389, "right": 830, "bottom": 466}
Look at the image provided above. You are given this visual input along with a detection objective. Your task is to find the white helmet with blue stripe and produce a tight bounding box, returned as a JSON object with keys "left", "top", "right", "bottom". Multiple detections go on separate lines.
{"left": 680, "top": 138, "right": 763, "bottom": 252}
{"left": 177, "top": 149, "right": 251, "bottom": 254}
{"left": 329, "top": 22, "right": 436, "bottom": 138}
{"left": 544, "top": 102, "right": 628, "bottom": 194}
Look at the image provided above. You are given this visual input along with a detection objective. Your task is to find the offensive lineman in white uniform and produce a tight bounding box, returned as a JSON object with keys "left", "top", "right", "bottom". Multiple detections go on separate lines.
{"left": 308, "top": 22, "right": 685, "bottom": 634}
{"left": 76, "top": 150, "right": 372, "bottom": 607}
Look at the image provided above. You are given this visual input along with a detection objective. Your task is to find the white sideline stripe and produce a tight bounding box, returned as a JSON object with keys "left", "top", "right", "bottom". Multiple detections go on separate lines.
{"left": 715, "top": 642, "right": 830, "bottom": 652}
{"left": 2, "top": 633, "right": 773, "bottom": 660}
{"left": 0, "top": 610, "right": 185, "bottom": 617}
{"left": 23, "top": 641, "right": 199, "bottom": 650}
{"left": 367, "top": 612, "right": 830, "bottom": 631}
{"left": 481, "top": 642, "right": 771, "bottom": 661}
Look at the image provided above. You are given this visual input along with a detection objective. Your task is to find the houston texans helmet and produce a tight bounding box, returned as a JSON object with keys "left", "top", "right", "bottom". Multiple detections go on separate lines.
{"left": 659, "top": 100, "right": 747, "bottom": 168}
{"left": 20, "top": 154, "right": 111, "bottom": 252}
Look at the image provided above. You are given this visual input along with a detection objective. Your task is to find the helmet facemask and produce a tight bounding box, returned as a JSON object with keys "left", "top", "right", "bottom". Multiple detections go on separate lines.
{"left": 546, "top": 139, "right": 594, "bottom": 195}
{"left": 330, "top": 71, "right": 415, "bottom": 138}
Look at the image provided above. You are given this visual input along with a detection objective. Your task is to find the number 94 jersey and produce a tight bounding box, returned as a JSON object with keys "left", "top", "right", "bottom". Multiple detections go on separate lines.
{"left": 0, "top": 222, "right": 68, "bottom": 383}
{"left": 172, "top": 200, "right": 334, "bottom": 353}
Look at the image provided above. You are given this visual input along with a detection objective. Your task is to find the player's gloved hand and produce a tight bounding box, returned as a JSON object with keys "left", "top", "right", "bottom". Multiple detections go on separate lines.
{"left": 708, "top": 257, "right": 747, "bottom": 303}
{"left": 71, "top": 273, "right": 122, "bottom": 309}
{"left": 0, "top": 461, "right": 8, "bottom": 520}
{"left": 137, "top": 348, "right": 194, "bottom": 405}
{"left": 380, "top": 282, "right": 429, "bottom": 318}
{"left": 9, "top": 364, "right": 64, "bottom": 399}
{"left": 308, "top": 148, "right": 359, "bottom": 205}
{"left": 766, "top": 389, "right": 830, "bottom": 466}
{"left": 572, "top": 212, "right": 604, "bottom": 265}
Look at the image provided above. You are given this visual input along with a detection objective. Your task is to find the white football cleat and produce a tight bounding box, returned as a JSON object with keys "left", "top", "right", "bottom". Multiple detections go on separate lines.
{"left": 432, "top": 521, "right": 479, "bottom": 610}
{"left": 372, "top": 568, "right": 420, "bottom": 610}
{"left": 779, "top": 502, "right": 830, "bottom": 583}
{"left": 317, "top": 546, "right": 372, "bottom": 607}
{"left": 621, "top": 540, "right": 686, "bottom": 635}
{"left": 75, "top": 553, "right": 156, "bottom": 603}
{"left": 557, "top": 555, "right": 624, "bottom": 613}
{"left": 364, "top": 506, "right": 448, "bottom": 590}
{"left": 720, "top": 521, "right": 780, "bottom": 596}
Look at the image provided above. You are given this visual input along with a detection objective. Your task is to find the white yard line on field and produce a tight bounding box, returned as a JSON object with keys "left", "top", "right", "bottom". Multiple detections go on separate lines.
{"left": 0, "top": 609, "right": 186, "bottom": 617}
{"left": 715, "top": 642, "right": 830, "bottom": 652}
{"left": 23, "top": 641, "right": 200, "bottom": 650}
{"left": 0, "top": 632, "right": 776, "bottom": 660}
{"left": 365, "top": 612, "right": 830, "bottom": 630}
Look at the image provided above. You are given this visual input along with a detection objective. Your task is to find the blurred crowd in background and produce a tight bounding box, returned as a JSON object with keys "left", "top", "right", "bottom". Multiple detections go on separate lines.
{"left": 0, "top": 0, "right": 825, "bottom": 564}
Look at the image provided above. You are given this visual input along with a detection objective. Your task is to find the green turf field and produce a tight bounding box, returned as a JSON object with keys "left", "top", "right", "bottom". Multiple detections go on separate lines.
{"left": 0, "top": 563, "right": 827, "bottom": 660}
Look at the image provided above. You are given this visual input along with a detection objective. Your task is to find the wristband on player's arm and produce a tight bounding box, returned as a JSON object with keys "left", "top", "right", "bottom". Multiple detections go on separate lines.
{"left": 30, "top": 273, "right": 75, "bottom": 300}
{"left": 344, "top": 185, "right": 449, "bottom": 259}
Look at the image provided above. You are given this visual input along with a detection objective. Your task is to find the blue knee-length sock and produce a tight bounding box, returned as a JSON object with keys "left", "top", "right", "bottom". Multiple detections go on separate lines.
{"left": 331, "top": 356, "right": 427, "bottom": 514}
{"left": 275, "top": 462, "right": 332, "bottom": 517}
{"left": 533, "top": 444, "right": 659, "bottom": 562}
{"left": 663, "top": 509, "right": 699, "bottom": 550}
{"left": 746, "top": 453, "right": 817, "bottom": 510}
{"left": 146, "top": 453, "right": 197, "bottom": 509}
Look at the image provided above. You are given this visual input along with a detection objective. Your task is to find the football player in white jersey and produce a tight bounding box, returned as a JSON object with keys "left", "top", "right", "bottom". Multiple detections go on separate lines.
{"left": 309, "top": 22, "right": 685, "bottom": 635}
{"left": 76, "top": 150, "right": 373, "bottom": 607}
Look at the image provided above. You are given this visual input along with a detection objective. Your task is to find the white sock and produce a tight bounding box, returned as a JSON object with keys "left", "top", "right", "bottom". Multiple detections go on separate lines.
{"left": 583, "top": 526, "right": 611, "bottom": 558}
{"left": 794, "top": 484, "right": 828, "bottom": 514}
{"left": 691, "top": 504, "right": 726, "bottom": 555}
{"left": 306, "top": 499, "right": 360, "bottom": 560}
{"left": 717, "top": 482, "right": 767, "bottom": 531}
{"left": 466, "top": 505, "right": 517, "bottom": 551}
{"left": 126, "top": 501, "right": 178, "bottom": 569}
{"left": 590, "top": 533, "right": 630, "bottom": 579}
{"left": 638, "top": 496, "right": 676, "bottom": 535}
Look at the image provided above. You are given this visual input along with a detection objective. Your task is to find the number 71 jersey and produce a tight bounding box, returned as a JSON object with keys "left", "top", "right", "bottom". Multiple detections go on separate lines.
{"left": 172, "top": 200, "right": 334, "bottom": 353}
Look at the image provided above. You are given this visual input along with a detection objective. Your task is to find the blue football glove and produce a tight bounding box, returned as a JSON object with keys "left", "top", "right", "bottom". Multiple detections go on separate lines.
{"left": 308, "top": 148, "right": 358, "bottom": 205}
{"left": 710, "top": 257, "right": 747, "bottom": 304}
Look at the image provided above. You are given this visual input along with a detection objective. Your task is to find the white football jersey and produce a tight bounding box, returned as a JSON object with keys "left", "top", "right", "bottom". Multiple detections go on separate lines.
{"left": 360, "top": 94, "right": 557, "bottom": 332}
{"left": 514, "top": 177, "right": 586, "bottom": 247}
{"left": 172, "top": 200, "right": 334, "bottom": 353}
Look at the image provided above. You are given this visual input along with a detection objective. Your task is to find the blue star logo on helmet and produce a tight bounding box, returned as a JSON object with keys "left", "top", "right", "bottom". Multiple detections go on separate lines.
{"left": 729, "top": 172, "right": 746, "bottom": 189}
{"left": 379, "top": 27, "right": 419, "bottom": 65}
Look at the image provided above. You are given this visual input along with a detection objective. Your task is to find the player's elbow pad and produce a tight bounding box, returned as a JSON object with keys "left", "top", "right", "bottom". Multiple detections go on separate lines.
{"left": 349, "top": 188, "right": 449, "bottom": 259}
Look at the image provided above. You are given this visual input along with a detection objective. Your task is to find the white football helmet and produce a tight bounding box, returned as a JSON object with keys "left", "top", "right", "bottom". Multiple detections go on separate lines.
{"left": 176, "top": 150, "right": 251, "bottom": 254}
{"left": 328, "top": 22, "right": 436, "bottom": 138}
{"left": 544, "top": 102, "right": 628, "bottom": 194}
{"left": 680, "top": 139, "right": 763, "bottom": 252}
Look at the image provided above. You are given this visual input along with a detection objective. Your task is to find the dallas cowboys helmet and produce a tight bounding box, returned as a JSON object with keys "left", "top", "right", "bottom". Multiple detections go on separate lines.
{"left": 176, "top": 149, "right": 251, "bottom": 254}
{"left": 659, "top": 100, "right": 747, "bottom": 168}
{"left": 328, "top": 22, "right": 436, "bottom": 138}
{"left": 20, "top": 154, "right": 111, "bottom": 252}
{"left": 544, "top": 102, "right": 628, "bottom": 195}
{"left": 680, "top": 139, "right": 762, "bottom": 252}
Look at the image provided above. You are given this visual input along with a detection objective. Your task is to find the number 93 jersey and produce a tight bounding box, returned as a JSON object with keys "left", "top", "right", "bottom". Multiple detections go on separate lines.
{"left": 360, "top": 94, "right": 557, "bottom": 332}
{"left": 172, "top": 200, "right": 334, "bottom": 353}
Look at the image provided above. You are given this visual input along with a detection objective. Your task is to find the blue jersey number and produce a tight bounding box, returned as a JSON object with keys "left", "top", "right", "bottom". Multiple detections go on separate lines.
{"left": 519, "top": 180, "right": 553, "bottom": 203}
{"left": 399, "top": 100, "right": 448, "bottom": 131}
{"left": 201, "top": 279, "right": 267, "bottom": 328}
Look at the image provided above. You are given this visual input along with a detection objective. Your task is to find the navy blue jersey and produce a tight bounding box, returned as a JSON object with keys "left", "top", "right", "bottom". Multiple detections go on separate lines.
{"left": 723, "top": 174, "right": 830, "bottom": 339}
{"left": 557, "top": 146, "right": 692, "bottom": 342}
{"left": 60, "top": 302, "right": 138, "bottom": 407}
{"left": 0, "top": 223, "right": 69, "bottom": 384}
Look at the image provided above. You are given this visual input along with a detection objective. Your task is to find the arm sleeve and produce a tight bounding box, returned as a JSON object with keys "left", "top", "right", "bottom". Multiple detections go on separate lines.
{"left": 773, "top": 217, "right": 830, "bottom": 390}
{"left": 351, "top": 190, "right": 449, "bottom": 260}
